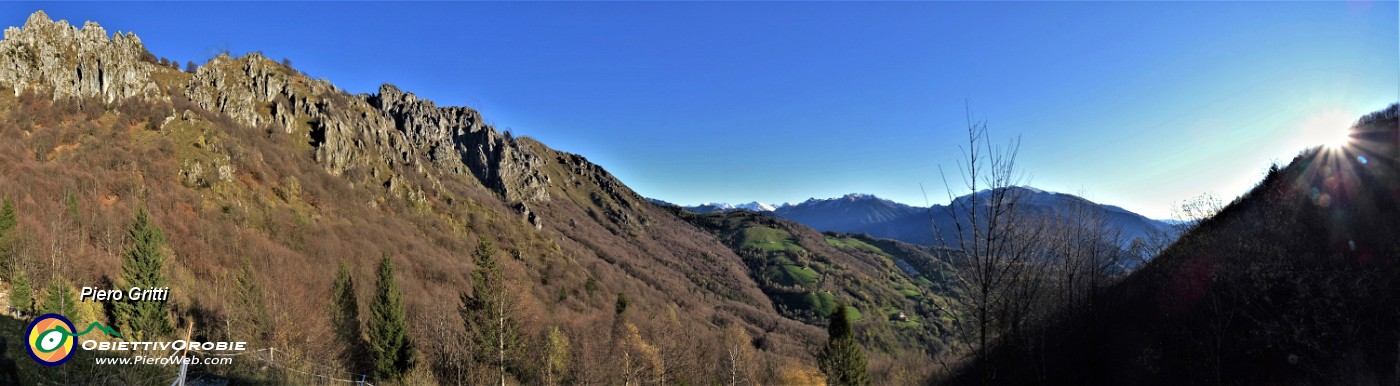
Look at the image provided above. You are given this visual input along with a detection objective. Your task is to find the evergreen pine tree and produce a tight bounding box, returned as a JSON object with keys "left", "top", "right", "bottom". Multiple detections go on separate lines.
{"left": 460, "top": 240, "right": 522, "bottom": 385}
{"left": 369, "top": 254, "right": 413, "bottom": 382}
{"left": 8, "top": 266, "right": 29, "bottom": 316}
{"left": 615, "top": 292, "right": 629, "bottom": 315}
{"left": 0, "top": 196, "right": 15, "bottom": 234}
{"left": 330, "top": 263, "right": 366, "bottom": 372}
{"left": 64, "top": 191, "right": 80, "bottom": 229}
{"left": 38, "top": 278, "right": 76, "bottom": 317}
{"left": 0, "top": 196, "right": 16, "bottom": 274}
{"left": 231, "top": 258, "right": 268, "bottom": 346}
{"left": 115, "top": 207, "right": 172, "bottom": 339}
{"left": 818, "top": 305, "right": 869, "bottom": 386}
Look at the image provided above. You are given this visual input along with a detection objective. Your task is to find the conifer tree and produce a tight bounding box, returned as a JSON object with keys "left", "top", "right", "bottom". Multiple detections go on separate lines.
{"left": 0, "top": 196, "right": 16, "bottom": 273}
{"left": 369, "top": 254, "right": 413, "bottom": 382}
{"left": 8, "top": 266, "right": 29, "bottom": 316}
{"left": 615, "top": 292, "right": 628, "bottom": 315}
{"left": 0, "top": 196, "right": 15, "bottom": 235}
{"left": 818, "top": 305, "right": 869, "bottom": 386}
{"left": 231, "top": 258, "right": 268, "bottom": 346}
{"left": 330, "top": 263, "right": 366, "bottom": 372}
{"left": 64, "top": 191, "right": 80, "bottom": 229}
{"left": 461, "top": 240, "right": 522, "bottom": 385}
{"left": 115, "top": 208, "right": 172, "bottom": 339}
{"left": 38, "top": 277, "right": 76, "bottom": 317}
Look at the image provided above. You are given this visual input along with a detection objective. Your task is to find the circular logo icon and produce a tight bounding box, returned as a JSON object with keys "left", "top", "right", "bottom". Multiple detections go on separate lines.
{"left": 26, "top": 314, "right": 76, "bottom": 367}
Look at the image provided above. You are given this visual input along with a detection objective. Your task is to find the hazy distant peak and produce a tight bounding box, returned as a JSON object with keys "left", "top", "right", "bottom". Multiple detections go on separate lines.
{"left": 794, "top": 193, "right": 901, "bottom": 207}
{"left": 736, "top": 201, "right": 778, "bottom": 212}
{"left": 681, "top": 200, "right": 776, "bottom": 213}
{"left": 953, "top": 186, "right": 1089, "bottom": 207}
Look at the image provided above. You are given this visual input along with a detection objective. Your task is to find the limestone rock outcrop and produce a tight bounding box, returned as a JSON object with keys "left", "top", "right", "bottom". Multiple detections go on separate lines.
{"left": 0, "top": 11, "right": 161, "bottom": 102}
{"left": 1, "top": 10, "right": 571, "bottom": 209}
{"left": 187, "top": 53, "right": 552, "bottom": 203}
{"left": 368, "top": 85, "right": 551, "bottom": 202}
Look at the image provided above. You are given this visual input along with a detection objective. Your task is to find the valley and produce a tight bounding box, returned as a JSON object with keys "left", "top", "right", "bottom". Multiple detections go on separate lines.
{"left": 0, "top": 5, "right": 1394, "bottom": 386}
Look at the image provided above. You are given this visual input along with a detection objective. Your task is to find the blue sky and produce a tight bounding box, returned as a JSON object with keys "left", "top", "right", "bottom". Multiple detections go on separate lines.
{"left": 7, "top": 2, "right": 1396, "bottom": 218}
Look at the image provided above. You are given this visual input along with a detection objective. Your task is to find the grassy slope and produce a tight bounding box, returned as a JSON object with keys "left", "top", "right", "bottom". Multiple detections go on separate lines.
{"left": 679, "top": 209, "right": 961, "bottom": 356}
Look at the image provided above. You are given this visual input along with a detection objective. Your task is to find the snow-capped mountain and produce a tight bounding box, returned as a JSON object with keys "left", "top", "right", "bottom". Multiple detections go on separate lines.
{"left": 679, "top": 201, "right": 779, "bottom": 213}
{"left": 735, "top": 201, "right": 778, "bottom": 212}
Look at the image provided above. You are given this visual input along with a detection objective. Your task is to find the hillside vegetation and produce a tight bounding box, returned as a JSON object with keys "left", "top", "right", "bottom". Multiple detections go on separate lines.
{"left": 0, "top": 11, "right": 942, "bottom": 385}
{"left": 677, "top": 209, "right": 962, "bottom": 379}
{"left": 941, "top": 105, "right": 1400, "bottom": 385}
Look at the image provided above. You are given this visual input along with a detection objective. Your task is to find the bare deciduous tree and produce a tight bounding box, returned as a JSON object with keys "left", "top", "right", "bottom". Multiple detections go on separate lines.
{"left": 1134, "top": 193, "right": 1223, "bottom": 265}
{"left": 933, "top": 107, "right": 1051, "bottom": 384}
{"left": 721, "top": 324, "right": 756, "bottom": 386}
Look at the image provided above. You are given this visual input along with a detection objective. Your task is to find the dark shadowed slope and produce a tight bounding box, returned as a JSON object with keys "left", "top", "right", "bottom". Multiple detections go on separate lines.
{"left": 942, "top": 104, "right": 1400, "bottom": 385}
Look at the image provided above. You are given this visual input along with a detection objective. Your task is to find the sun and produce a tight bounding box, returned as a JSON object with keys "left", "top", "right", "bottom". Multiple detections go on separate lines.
{"left": 1301, "top": 108, "right": 1356, "bottom": 150}
{"left": 1323, "top": 127, "right": 1352, "bottom": 149}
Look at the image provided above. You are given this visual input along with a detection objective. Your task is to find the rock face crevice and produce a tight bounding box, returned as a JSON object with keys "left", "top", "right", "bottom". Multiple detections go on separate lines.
{"left": 0, "top": 11, "right": 161, "bottom": 102}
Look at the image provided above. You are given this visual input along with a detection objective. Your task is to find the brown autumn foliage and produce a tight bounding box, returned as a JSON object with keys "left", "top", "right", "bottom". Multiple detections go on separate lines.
{"left": 0, "top": 52, "right": 953, "bottom": 384}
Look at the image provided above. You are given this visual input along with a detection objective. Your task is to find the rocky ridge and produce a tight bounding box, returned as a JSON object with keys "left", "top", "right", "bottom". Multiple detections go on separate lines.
{"left": 2, "top": 11, "right": 559, "bottom": 215}
{"left": 0, "top": 11, "right": 162, "bottom": 103}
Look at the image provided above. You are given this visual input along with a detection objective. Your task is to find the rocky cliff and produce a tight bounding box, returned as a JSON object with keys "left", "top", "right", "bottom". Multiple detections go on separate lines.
{"left": 3, "top": 11, "right": 554, "bottom": 209}
{"left": 186, "top": 51, "right": 553, "bottom": 204}
{"left": 0, "top": 11, "right": 162, "bottom": 102}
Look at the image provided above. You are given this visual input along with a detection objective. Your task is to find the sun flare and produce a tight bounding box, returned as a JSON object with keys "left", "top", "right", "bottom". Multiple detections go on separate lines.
{"left": 1323, "top": 128, "right": 1352, "bottom": 149}
{"left": 1301, "top": 109, "right": 1356, "bottom": 150}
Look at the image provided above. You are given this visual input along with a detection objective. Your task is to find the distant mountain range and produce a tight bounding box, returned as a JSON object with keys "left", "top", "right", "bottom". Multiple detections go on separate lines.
{"left": 665, "top": 187, "right": 1172, "bottom": 248}
{"left": 688, "top": 201, "right": 779, "bottom": 213}
{"left": 953, "top": 105, "right": 1400, "bottom": 385}
{"left": 0, "top": 11, "right": 953, "bottom": 383}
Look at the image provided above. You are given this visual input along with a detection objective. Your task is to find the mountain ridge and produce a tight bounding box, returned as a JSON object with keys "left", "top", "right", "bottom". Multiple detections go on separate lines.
{"left": 667, "top": 187, "right": 1171, "bottom": 249}
{"left": 0, "top": 10, "right": 950, "bottom": 384}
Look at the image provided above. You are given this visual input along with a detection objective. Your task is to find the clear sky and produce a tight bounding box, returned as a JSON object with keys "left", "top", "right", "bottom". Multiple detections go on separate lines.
{"left": 7, "top": 2, "right": 1396, "bottom": 219}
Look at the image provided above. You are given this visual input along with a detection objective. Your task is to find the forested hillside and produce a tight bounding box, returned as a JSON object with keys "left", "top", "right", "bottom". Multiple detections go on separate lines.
{"left": 0, "top": 11, "right": 946, "bottom": 385}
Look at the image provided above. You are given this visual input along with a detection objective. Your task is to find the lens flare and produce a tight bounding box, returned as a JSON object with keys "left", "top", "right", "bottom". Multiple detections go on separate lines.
{"left": 1301, "top": 108, "right": 1356, "bottom": 150}
{"left": 1324, "top": 129, "right": 1352, "bottom": 149}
